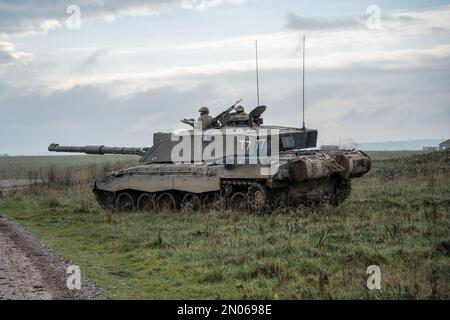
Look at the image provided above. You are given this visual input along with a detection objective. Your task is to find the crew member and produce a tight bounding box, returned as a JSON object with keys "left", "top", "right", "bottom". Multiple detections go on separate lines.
{"left": 197, "top": 107, "right": 214, "bottom": 129}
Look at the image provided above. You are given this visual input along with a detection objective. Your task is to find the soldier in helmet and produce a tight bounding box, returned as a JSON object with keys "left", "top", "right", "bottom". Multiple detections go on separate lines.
{"left": 229, "top": 105, "right": 249, "bottom": 123}
{"left": 197, "top": 107, "right": 214, "bottom": 129}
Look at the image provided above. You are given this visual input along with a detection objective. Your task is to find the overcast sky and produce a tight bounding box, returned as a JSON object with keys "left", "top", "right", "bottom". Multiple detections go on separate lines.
{"left": 0, "top": 0, "right": 449, "bottom": 155}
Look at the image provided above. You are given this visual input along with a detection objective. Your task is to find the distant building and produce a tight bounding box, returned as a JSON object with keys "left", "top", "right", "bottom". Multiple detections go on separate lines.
{"left": 423, "top": 147, "right": 438, "bottom": 152}
{"left": 439, "top": 139, "right": 450, "bottom": 150}
{"left": 321, "top": 145, "right": 340, "bottom": 151}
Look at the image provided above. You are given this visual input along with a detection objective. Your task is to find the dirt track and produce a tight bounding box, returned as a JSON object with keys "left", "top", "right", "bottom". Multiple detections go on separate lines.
{"left": 0, "top": 179, "right": 42, "bottom": 193}
{"left": 0, "top": 215, "right": 101, "bottom": 300}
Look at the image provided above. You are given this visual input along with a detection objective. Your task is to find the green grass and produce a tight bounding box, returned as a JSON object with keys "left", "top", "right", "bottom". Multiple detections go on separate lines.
{"left": 0, "top": 155, "right": 138, "bottom": 179}
{"left": 0, "top": 151, "right": 421, "bottom": 179}
{"left": 0, "top": 151, "right": 449, "bottom": 299}
{"left": 364, "top": 150, "right": 425, "bottom": 161}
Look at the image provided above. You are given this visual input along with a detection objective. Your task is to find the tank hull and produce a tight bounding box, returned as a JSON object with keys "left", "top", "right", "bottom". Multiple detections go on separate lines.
{"left": 92, "top": 150, "right": 370, "bottom": 213}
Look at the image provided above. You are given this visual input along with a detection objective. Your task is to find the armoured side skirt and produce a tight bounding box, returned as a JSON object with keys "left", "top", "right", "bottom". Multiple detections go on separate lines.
{"left": 95, "top": 174, "right": 221, "bottom": 194}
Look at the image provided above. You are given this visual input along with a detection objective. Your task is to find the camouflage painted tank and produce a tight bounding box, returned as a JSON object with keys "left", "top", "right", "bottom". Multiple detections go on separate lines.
{"left": 48, "top": 102, "right": 371, "bottom": 213}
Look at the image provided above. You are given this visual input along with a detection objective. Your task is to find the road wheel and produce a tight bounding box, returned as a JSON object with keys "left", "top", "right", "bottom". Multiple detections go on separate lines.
{"left": 156, "top": 192, "right": 179, "bottom": 212}
{"left": 137, "top": 193, "right": 155, "bottom": 212}
{"left": 202, "top": 192, "right": 222, "bottom": 210}
{"left": 181, "top": 193, "right": 201, "bottom": 212}
{"left": 229, "top": 192, "right": 250, "bottom": 212}
{"left": 115, "top": 192, "right": 135, "bottom": 212}
{"left": 248, "top": 183, "right": 270, "bottom": 213}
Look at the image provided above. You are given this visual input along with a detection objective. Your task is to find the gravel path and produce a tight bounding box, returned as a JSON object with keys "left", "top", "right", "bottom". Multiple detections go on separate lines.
{"left": 0, "top": 215, "right": 101, "bottom": 300}
{"left": 0, "top": 179, "right": 42, "bottom": 190}
{"left": 0, "top": 179, "right": 43, "bottom": 198}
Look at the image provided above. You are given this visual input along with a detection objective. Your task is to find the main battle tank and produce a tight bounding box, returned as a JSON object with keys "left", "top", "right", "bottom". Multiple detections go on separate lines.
{"left": 48, "top": 102, "right": 371, "bottom": 213}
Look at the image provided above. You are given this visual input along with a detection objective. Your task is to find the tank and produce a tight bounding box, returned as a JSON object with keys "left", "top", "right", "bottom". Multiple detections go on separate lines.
{"left": 48, "top": 102, "right": 371, "bottom": 213}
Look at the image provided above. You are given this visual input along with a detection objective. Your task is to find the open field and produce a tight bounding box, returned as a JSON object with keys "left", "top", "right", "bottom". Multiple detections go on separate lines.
{"left": 365, "top": 150, "right": 426, "bottom": 161}
{"left": 0, "top": 151, "right": 424, "bottom": 170}
{"left": 0, "top": 155, "right": 138, "bottom": 180}
{"left": 0, "top": 151, "right": 424, "bottom": 182}
{"left": 0, "top": 151, "right": 449, "bottom": 299}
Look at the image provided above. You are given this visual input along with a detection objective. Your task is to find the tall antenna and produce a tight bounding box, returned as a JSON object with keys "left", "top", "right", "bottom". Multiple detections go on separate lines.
{"left": 302, "top": 34, "right": 306, "bottom": 130}
{"left": 255, "top": 40, "right": 260, "bottom": 107}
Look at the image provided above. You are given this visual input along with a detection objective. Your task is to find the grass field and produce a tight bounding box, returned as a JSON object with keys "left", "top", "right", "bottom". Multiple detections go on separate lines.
{"left": 0, "top": 155, "right": 138, "bottom": 179}
{"left": 0, "top": 151, "right": 449, "bottom": 299}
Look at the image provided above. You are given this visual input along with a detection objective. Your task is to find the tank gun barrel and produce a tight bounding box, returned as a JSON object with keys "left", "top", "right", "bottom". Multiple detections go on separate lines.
{"left": 48, "top": 143, "right": 148, "bottom": 156}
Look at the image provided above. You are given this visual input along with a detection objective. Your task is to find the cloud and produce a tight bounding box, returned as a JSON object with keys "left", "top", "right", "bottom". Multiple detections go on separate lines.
{"left": 0, "top": 83, "right": 226, "bottom": 154}
{"left": 1, "top": 4, "right": 449, "bottom": 154}
{"left": 286, "top": 12, "right": 362, "bottom": 31}
{"left": 286, "top": 6, "right": 450, "bottom": 34}
{"left": 3, "top": 4, "right": 448, "bottom": 97}
{"left": 0, "top": 0, "right": 247, "bottom": 37}
{"left": 29, "top": 43, "right": 450, "bottom": 98}
{"left": 1, "top": 50, "right": 449, "bottom": 155}
{"left": 0, "top": 42, "right": 33, "bottom": 65}
{"left": 78, "top": 49, "right": 108, "bottom": 72}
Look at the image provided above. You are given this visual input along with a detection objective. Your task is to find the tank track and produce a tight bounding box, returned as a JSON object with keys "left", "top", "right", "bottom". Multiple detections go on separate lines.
{"left": 332, "top": 178, "right": 352, "bottom": 206}
{"left": 93, "top": 176, "right": 351, "bottom": 214}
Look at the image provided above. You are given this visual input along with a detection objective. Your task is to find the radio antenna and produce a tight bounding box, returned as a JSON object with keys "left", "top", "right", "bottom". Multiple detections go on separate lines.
{"left": 301, "top": 34, "right": 306, "bottom": 130}
{"left": 255, "top": 40, "right": 260, "bottom": 107}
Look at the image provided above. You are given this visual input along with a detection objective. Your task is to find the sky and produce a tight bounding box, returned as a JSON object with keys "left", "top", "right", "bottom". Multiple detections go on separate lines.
{"left": 0, "top": 0, "right": 449, "bottom": 155}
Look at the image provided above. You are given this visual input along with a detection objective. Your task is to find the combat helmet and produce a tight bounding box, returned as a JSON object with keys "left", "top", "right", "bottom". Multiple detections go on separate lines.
{"left": 235, "top": 105, "right": 245, "bottom": 113}
{"left": 199, "top": 107, "right": 209, "bottom": 115}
